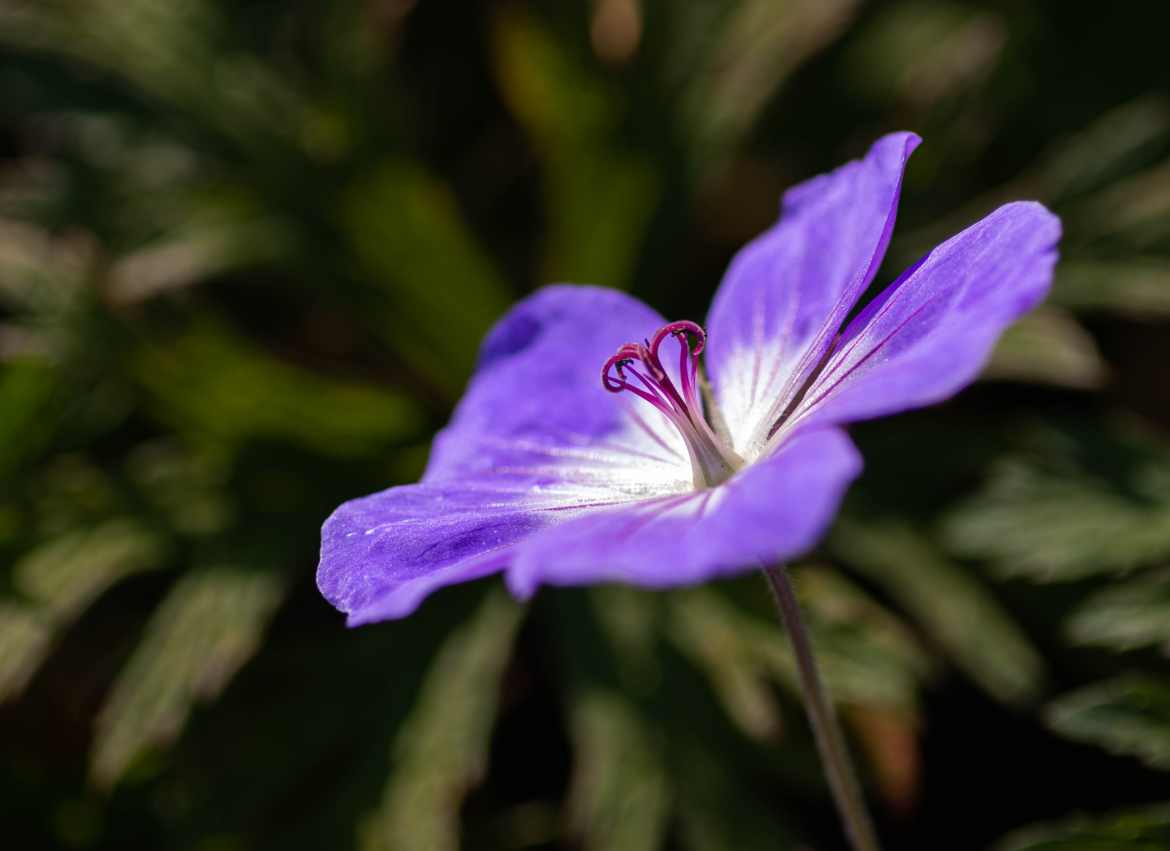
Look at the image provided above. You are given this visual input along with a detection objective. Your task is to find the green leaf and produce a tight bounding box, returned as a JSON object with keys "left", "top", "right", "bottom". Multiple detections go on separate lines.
{"left": 842, "top": 1, "right": 1004, "bottom": 108}
{"left": 1065, "top": 158, "right": 1170, "bottom": 246}
{"left": 0, "top": 519, "right": 163, "bottom": 702}
{"left": 14, "top": 519, "right": 162, "bottom": 619}
{"left": 1023, "top": 95, "right": 1170, "bottom": 203}
{"left": 673, "top": 736, "right": 801, "bottom": 851}
{"left": 360, "top": 591, "right": 523, "bottom": 851}
{"left": 566, "top": 689, "right": 671, "bottom": 851}
{"left": 0, "top": 0, "right": 309, "bottom": 161}
{"left": 133, "top": 321, "right": 424, "bottom": 454}
{"left": 493, "top": 9, "right": 659, "bottom": 288}
{"left": 0, "top": 602, "right": 52, "bottom": 702}
{"left": 831, "top": 520, "right": 1045, "bottom": 704}
{"left": 1053, "top": 259, "right": 1170, "bottom": 319}
{"left": 894, "top": 95, "right": 1170, "bottom": 269}
{"left": 0, "top": 361, "right": 60, "bottom": 479}
{"left": 1067, "top": 569, "right": 1170, "bottom": 656}
{"left": 984, "top": 307, "right": 1108, "bottom": 389}
{"left": 341, "top": 163, "right": 512, "bottom": 391}
{"left": 944, "top": 449, "right": 1170, "bottom": 582}
{"left": 1046, "top": 675, "right": 1170, "bottom": 771}
{"left": 996, "top": 804, "right": 1170, "bottom": 851}
{"left": 105, "top": 216, "right": 290, "bottom": 305}
{"left": 90, "top": 566, "right": 285, "bottom": 787}
{"left": 685, "top": 0, "right": 860, "bottom": 168}
{"left": 669, "top": 571, "right": 931, "bottom": 724}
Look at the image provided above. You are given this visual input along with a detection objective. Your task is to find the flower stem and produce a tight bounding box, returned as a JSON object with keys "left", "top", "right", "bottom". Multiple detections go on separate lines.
{"left": 762, "top": 565, "right": 881, "bottom": 851}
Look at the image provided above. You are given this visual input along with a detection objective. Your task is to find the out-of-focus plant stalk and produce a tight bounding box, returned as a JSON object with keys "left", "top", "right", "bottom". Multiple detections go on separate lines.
{"left": 763, "top": 564, "right": 882, "bottom": 851}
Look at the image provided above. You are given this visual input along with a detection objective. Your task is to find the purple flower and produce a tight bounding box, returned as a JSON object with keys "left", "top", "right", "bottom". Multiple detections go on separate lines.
{"left": 318, "top": 132, "right": 1060, "bottom": 625}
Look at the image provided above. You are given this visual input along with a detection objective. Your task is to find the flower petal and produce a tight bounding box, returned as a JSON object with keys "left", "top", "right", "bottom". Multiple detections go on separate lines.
{"left": 704, "top": 132, "right": 920, "bottom": 460}
{"left": 781, "top": 201, "right": 1061, "bottom": 436}
{"left": 505, "top": 428, "right": 861, "bottom": 597}
{"left": 319, "top": 285, "right": 697, "bottom": 623}
{"left": 425, "top": 285, "right": 692, "bottom": 499}
{"left": 319, "top": 478, "right": 635, "bottom": 624}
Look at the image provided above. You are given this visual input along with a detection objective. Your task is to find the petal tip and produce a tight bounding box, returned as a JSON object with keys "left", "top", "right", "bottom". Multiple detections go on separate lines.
{"left": 504, "top": 566, "right": 539, "bottom": 602}
{"left": 871, "top": 131, "right": 922, "bottom": 169}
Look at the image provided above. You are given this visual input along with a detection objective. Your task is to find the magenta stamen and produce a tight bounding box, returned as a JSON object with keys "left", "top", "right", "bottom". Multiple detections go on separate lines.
{"left": 600, "top": 321, "right": 741, "bottom": 488}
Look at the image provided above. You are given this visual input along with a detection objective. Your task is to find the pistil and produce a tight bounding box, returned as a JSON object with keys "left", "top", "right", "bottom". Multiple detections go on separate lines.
{"left": 602, "top": 321, "right": 742, "bottom": 488}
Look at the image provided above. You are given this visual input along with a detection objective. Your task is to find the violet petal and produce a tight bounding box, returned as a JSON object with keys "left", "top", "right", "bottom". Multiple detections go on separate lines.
{"left": 704, "top": 132, "right": 920, "bottom": 460}
{"left": 783, "top": 201, "right": 1061, "bottom": 435}
{"left": 318, "top": 285, "right": 695, "bottom": 623}
{"left": 424, "top": 284, "right": 692, "bottom": 497}
{"left": 505, "top": 428, "right": 861, "bottom": 597}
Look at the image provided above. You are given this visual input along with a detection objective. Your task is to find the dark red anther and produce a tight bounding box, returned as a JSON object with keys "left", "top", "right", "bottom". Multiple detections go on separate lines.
{"left": 649, "top": 320, "right": 705, "bottom": 360}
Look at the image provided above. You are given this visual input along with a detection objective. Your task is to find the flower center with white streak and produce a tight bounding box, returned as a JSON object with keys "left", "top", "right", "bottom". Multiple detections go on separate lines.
{"left": 602, "top": 321, "right": 743, "bottom": 489}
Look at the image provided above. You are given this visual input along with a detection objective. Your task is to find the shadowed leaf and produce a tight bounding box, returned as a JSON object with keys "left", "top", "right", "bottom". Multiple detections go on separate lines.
{"left": 493, "top": 8, "right": 659, "bottom": 288}
{"left": 342, "top": 163, "right": 512, "bottom": 391}
{"left": 134, "top": 322, "right": 423, "bottom": 454}
{"left": 670, "top": 570, "right": 930, "bottom": 721}
{"left": 0, "top": 362, "right": 60, "bottom": 478}
{"left": 673, "top": 736, "right": 801, "bottom": 851}
{"left": 944, "top": 448, "right": 1170, "bottom": 582}
{"left": 996, "top": 804, "right": 1170, "bottom": 851}
{"left": 1046, "top": 675, "right": 1170, "bottom": 771}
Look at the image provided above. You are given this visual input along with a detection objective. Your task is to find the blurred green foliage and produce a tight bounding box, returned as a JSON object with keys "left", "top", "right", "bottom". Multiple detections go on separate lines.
{"left": 2, "top": 1, "right": 1169, "bottom": 849}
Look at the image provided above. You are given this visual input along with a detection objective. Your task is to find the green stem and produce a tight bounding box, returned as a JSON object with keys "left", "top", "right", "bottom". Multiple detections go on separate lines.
{"left": 762, "top": 565, "right": 881, "bottom": 851}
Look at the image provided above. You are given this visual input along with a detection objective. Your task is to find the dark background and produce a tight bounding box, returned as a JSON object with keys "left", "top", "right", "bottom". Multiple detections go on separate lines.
{"left": 3, "top": 1, "right": 1170, "bottom": 849}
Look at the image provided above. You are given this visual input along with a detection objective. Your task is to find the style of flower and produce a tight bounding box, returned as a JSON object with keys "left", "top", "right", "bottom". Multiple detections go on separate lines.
{"left": 318, "top": 132, "right": 1060, "bottom": 625}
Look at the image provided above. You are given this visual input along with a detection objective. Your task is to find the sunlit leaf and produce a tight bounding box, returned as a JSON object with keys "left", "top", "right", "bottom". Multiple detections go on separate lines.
{"left": 1046, "top": 675, "right": 1170, "bottom": 771}
{"left": 0, "top": 602, "right": 52, "bottom": 701}
{"left": 1068, "top": 158, "right": 1170, "bottom": 246}
{"left": 896, "top": 95, "right": 1170, "bottom": 265}
{"left": 106, "top": 217, "right": 290, "bottom": 305}
{"left": 0, "top": 0, "right": 307, "bottom": 159}
{"left": 1025, "top": 96, "right": 1170, "bottom": 203}
{"left": 984, "top": 307, "right": 1108, "bottom": 389}
{"left": 831, "top": 520, "right": 1045, "bottom": 704}
{"left": 685, "top": 0, "right": 860, "bottom": 167}
{"left": 1053, "top": 260, "right": 1170, "bottom": 319}
{"left": 0, "top": 519, "right": 162, "bottom": 702}
{"left": 91, "top": 566, "right": 285, "bottom": 787}
{"left": 360, "top": 591, "right": 523, "bottom": 851}
{"left": 567, "top": 689, "right": 671, "bottom": 851}
{"left": 843, "top": 1, "right": 1005, "bottom": 109}
{"left": 14, "top": 519, "right": 161, "bottom": 618}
